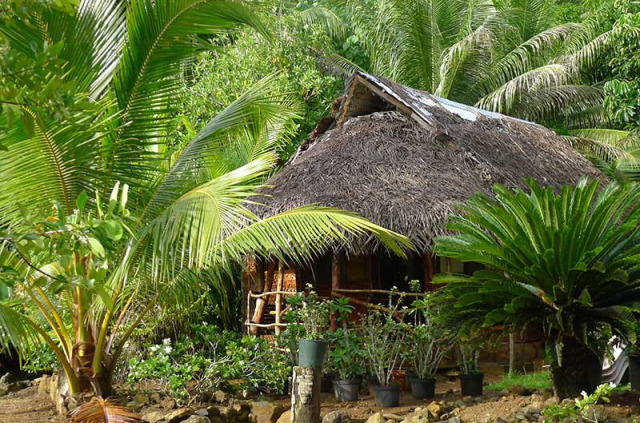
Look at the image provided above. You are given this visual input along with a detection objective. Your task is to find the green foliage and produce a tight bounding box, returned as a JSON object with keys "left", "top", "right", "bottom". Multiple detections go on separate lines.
{"left": 433, "top": 179, "right": 640, "bottom": 369}
{"left": 542, "top": 383, "right": 614, "bottom": 422}
{"left": 125, "top": 324, "right": 289, "bottom": 403}
{"left": 0, "top": 0, "right": 410, "bottom": 396}
{"left": 485, "top": 371, "right": 553, "bottom": 391}
{"left": 604, "top": 1, "right": 640, "bottom": 135}
{"left": 288, "top": 286, "right": 331, "bottom": 340}
{"left": 404, "top": 295, "right": 453, "bottom": 379}
{"left": 326, "top": 298, "right": 365, "bottom": 380}
{"left": 171, "top": 1, "right": 345, "bottom": 160}
{"left": 359, "top": 294, "right": 410, "bottom": 386}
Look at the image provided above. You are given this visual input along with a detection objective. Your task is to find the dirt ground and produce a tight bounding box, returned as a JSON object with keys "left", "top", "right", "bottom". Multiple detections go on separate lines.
{"left": 0, "top": 386, "right": 66, "bottom": 423}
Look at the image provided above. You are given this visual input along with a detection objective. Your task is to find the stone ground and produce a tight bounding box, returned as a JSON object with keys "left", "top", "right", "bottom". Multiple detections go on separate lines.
{"left": 0, "top": 385, "right": 66, "bottom": 423}
{"left": 1, "top": 371, "right": 638, "bottom": 423}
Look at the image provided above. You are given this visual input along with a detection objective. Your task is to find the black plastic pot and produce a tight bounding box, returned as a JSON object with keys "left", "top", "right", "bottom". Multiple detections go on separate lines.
{"left": 405, "top": 370, "right": 417, "bottom": 385}
{"left": 298, "top": 339, "right": 327, "bottom": 369}
{"left": 333, "top": 379, "right": 360, "bottom": 402}
{"left": 460, "top": 373, "right": 484, "bottom": 396}
{"left": 629, "top": 354, "right": 640, "bottom": 391}
{"left": 410, "top": 377, "right": 436, "bottom": 399}
{"left": 372, "top": 383, "right": 401, "bottom": 407}
{"left": 321, "top": 372, "right": 334, "bottom": 393}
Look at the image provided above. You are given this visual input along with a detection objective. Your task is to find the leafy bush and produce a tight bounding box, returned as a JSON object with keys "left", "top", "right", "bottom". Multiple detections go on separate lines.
{"left": 124, "top": 324, "right": 289, "bottom": 403}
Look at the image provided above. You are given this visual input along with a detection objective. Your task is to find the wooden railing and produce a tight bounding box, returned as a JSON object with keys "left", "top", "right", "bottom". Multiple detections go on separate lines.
{"left": 245, "top": 290, "right": 298, "bottom": 334}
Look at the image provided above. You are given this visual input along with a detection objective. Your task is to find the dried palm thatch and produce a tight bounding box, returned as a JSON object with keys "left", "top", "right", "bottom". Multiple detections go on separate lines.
{"left": 253, "top": 72, "right": 606, "bottom": 254}
{"left": 70, "top": 397, "right": 140, "bottom": 423}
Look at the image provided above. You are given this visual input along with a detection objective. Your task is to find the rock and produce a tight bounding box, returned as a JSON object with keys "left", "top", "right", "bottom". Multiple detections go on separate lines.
{"left": 276, "top": 410, "right": 292, "bottom": 423}
{"left": 426, "top": 401, "right": 443, "bottom": 420}
{"left": 366, "top": 413, "right": 386, "bottom": 423}
{"left": 135, "top": 393, "right": 150, "bottom": 405}
{"left": 161, "top": 397, "right": 177, "bottom": 409}
{"left": 165, "top": 408, "right": 193, "bottom": 423}
{"left": 400, "top": 416, "right": 428, "bottom": 423}
{"left": 447, "top": 418, "right": 461, "bottom": 423}
{"left": 38, "top": 375, "right": 51, "bottom": 395}
{"left": 142, "top": 411, "right": 167, "bottom": 423}
{"left": 213, "top": 390, "right": 228, "bottom": 403}
{"left": 252, "top": 402, "right": 286, "bottom": 423}
{"left": 453, "top": 400, "right": 466, "bottom": 408}
{"left": 323, "top": 410, "right": 351, "bottom": 423}
{"left": 182, "top": 416, "right": 210, "bottom": 423}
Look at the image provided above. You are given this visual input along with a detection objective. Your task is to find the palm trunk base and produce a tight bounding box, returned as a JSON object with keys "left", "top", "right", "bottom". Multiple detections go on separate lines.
{"left": 551, "top": 338, "right": 602, "bottom": 399}
{"left": 50, "top": 371, "right": 98, "bottom": 414}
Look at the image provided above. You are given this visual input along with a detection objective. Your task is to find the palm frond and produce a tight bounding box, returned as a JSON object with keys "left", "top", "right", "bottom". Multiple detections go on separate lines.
{"left": 299, "top": 5, "right": 346, "bottom": 39}
{"left": 0, "top": 301, "right": 41, "bottom": 356}
{"left": 569, "top": 129, "right": 634, "bottom": 146}
{"left": 142, "top": 74, "right": 300, "bottom": 222}
{"left": 219, "top": 205, "right": 413, "bottom": 266}
{"left": 107, "top": 0, "right": 270, "bottom": 188}
{"left": 563, "top": 136, "right": 631, "bottom": 163}
{"left": 510, "top": 85, "right": 606, "bottom": 127}
{"left": 476, "top": 64, "right": 572, "bottom": 114}
{"left": 70, "top": 397, "right": 140, "bottom": 423}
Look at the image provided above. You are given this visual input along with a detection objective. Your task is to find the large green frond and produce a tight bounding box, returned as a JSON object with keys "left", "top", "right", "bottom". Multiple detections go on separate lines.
{"left": 220, "top": 205, "right": 413, "bottom": 265}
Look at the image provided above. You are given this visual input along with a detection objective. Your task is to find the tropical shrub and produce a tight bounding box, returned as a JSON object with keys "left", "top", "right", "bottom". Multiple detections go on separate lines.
{"left": 326, "top": 298, "right": 365, "bottom": 380}
{"left": 403, "top": 295, "right": 453, "bottom": 379}
{"left": 0, "top": 0, "right": 410, "bottom": 398}
{"left": 124, "top": 324, "right": 289, "bottom": 403}
{"left": 360, "top": 295, "right": 410, "bottom": 386}
{"left": 433, "top": 179, "right": 640, "bottom": 398}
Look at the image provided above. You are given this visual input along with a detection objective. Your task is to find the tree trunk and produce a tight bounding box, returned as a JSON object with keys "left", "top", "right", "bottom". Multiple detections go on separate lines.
{"left": 291, "top": 366, "right": 321, "bottom": 423}
{"left": 551, "top": 337, "right": 602, "bottom": 398}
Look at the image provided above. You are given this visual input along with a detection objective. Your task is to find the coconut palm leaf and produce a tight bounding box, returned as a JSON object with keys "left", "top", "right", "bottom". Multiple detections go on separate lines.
{"left": 70, "top": 397, "right": 140, "bottom": 423}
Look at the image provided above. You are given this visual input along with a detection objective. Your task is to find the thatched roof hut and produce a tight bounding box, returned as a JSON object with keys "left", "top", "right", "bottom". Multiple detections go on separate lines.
{"left": 244, "top": 72, "right": 606, "bottom": 344}
{"left": 255, "top": 72, "right": 605, "bottom": 253}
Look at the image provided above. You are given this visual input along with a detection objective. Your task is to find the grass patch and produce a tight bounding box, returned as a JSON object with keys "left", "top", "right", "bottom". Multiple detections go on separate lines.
{"left": 485, "top": 371, "right": 552, "bottom": 391}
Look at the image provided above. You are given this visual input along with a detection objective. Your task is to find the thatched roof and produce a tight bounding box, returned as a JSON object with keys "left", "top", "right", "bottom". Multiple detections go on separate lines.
{"left": 254, "top": 72, "right": 606, "bottom": 254}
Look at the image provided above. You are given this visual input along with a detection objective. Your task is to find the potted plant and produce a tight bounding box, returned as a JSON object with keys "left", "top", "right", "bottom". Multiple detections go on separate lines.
{"left": 457, "top": 340, "right": 483, "bottom": 396}
{"left": 361, "top": 293, "right": 409, "bottom": 407}
{"left": 296, "top": 286, "right": 330, "bottom": 368}
{"left": 404, "top": 292, "right": 452, "bottom": 399}
{"left": 327, "top": 298, "right": 364, "bottom": 402}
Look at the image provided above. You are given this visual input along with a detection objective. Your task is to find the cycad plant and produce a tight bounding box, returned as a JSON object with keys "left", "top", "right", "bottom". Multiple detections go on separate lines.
{"left": 433, "top": 179, "right": 640, "bottom": 398}
{"left": 0, "top": 0, "right": 410, "bottom": 398}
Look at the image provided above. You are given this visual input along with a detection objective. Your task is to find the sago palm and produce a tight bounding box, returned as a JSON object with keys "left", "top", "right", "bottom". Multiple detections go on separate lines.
{"left": 433, "top": 179, "right": 640, "bottom": 398}
{"left": 0, "top": 0, "right": 410, "bottom": 397}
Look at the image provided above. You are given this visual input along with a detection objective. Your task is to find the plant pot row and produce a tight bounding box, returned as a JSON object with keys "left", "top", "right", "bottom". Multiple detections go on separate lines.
{"left": 327, "top": 371, "right": 484, "bottom": 406}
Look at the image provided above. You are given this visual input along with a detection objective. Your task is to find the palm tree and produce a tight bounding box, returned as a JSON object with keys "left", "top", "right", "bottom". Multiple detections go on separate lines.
{"left": 0, "top": 0, "right": 410, "bottom": 397}
{"left": 327, "top": 0, "right": 632, "bottom": 165}
{"left": 433, "top": 179, "right": 640, "bottom": 398}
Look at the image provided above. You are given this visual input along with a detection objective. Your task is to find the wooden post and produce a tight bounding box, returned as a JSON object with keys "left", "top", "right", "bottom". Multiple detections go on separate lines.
{"left": 424, "top": 253, "right": 435, "bottom": 292}
{"left": 331, "top": 252, "right": 341, "bottom": 293}
{"left": 509, "top": 331, "right": 516, "bottom": 375}
{"left": 275, "top": 261, "right": 285, "bottom": 335}
{"left": 291, "top": 366, "right": 321, "bottom": 423}
{"left": 251, "top": 261, "right": 276, "bottom": 330}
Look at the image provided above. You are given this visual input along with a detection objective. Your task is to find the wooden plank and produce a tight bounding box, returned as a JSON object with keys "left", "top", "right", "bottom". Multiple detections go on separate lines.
{"left": 275, "top": 261, "right": 284, "bottom": 335}
{"left": 333, "top": 288, "right": 425, "bottom": 297}
{"left": 251, "top": 261, "right": 276, "bottom": 325}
